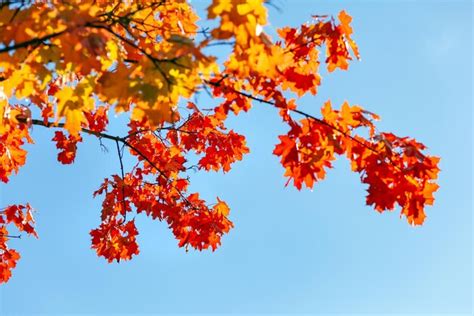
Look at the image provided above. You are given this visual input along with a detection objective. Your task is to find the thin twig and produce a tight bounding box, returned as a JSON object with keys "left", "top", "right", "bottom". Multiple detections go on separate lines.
{"left": 31, "top": 119, "right": 194, "bottom": 207}
{"left": 0, "top": 233, "right": 21, "bottom": 239}
{"left": 115, "top": 139, "right": 127, "bottom": 223}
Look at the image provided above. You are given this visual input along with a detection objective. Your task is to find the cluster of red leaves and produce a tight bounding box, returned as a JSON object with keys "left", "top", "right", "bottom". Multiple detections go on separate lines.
{"left": 277, "top": 11, "right": 360, "bottom": 93}
{"left": 90, "top": 173, "right": 233, "bottom": 261}
{"left": 91, "top": 218, "right": 139, "bottom": 263}
{"left": 0, "top": 104, "right": 33, "bottom": 182}
{"left": 169, "top": 103, "right": 249, "bottom": 172}
{"left": 0, "top": 204, "right": 37, "bottom": 283}
{"left": 274, "top": 118, "right": 337, "bottom": 190}
{"left": 51, "top": 106, "right": 109, "bottom": 164}
{"left": 274, "top": 101, "right": 440, "bottom": 225}
{"left": 89, "top": 106, "right": 243, "bottom": 261}
{"left": 84, "top": 106, "right": 109, "bottom": 133}
{"left": 52, "top": 131, "right": 82, "bottom": 164}
{"left": 348, "top": 132, "right": 440, "bottom": 225}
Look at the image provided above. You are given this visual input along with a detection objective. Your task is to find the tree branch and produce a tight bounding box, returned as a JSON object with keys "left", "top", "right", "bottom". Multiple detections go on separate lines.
{"left": 0, "top": 29, "right": 69, "bottom": 54}
{"left": 115, "top": 139, "right": 127, "bottom": 223}
{"left": 31, "top": 119, "right": 122, "bottom": 142}
{"left": 30, "top": 118, "right": 194, "bottom": 207}
{"left": 204, "top": 79, "right": 402, "bottom": 170}
{"left": 0, "top": 233, "right": 21, "bottom": 239}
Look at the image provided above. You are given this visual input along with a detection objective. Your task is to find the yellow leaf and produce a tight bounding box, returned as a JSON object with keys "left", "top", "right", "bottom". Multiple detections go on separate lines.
{"left": 55, "top": 86, "right": 87, "bottom": 135}
{"left": 0, "top": 88, "right": 7, "bottom": 134}
{"left": 214, "top": 198, "right": 230, "bottom": 217}
{"left": 101, "top": 40, "right": 119, "bottom": 71}
{"left": 208, "top": 0, "right": 232, "bottom": 19}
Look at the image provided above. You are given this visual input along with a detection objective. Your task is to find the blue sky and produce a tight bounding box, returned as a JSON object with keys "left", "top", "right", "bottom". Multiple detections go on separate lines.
{"left": 1, "top": 1, "right": 472, "bottom": 315}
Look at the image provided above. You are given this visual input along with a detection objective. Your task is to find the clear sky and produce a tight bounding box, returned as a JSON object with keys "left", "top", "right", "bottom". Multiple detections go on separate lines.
{"left": 1, "top": 1, "right": 472, "bottom": 315}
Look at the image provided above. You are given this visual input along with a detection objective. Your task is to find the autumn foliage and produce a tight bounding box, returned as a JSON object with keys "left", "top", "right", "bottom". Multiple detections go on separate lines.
{"left": 0, "top": 0, "right": 440, "bottom": 284}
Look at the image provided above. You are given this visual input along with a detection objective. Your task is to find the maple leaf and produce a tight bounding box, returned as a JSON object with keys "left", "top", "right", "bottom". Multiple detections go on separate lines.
{"left": 214, "top": 198, "right": 230, "bottom": 217}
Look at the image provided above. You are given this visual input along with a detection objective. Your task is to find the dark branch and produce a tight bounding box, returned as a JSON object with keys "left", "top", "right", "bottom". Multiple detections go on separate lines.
{"left": 0, "top": 233, "right": 21, "bottom": 239}
{"left": 204, "top": 79, "right": 402, "bottom": 170}
{"left": 31, "top": 119, "right": 122, "bottom": 142}
{"left": 0, "top": 29, "right": 69, "bottom": 54}
{"left": 115, "top": 139, "right": 127, "bottom": 223}
{"left": 30, "top": 118, "right": 194, "bottom": 207}
{"left": 85, "top": 22, "right": 183, "bottom": 66}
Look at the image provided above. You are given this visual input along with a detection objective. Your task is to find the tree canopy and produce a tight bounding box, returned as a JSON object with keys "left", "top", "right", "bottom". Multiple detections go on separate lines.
{"left": 0, "top": 0, "right": 440, "bottom": 284}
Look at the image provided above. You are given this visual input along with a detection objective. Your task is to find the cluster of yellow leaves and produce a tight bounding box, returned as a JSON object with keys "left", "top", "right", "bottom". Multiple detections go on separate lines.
{"left": 208, "top": 0, "right": 267, "bottom": 46}
{"left": 0, "top": 1, "right": 215, "bottom": 136}
{"left": 168, "top": 103, "right": 249, "bottom": 172}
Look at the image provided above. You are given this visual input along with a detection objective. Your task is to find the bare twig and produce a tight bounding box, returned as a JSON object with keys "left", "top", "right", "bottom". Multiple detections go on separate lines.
{"left": 0, "top": 233, "right": 21, "bottom": 239}
{"left": 115, "top": 139, "right": 127, "bottom": 223}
